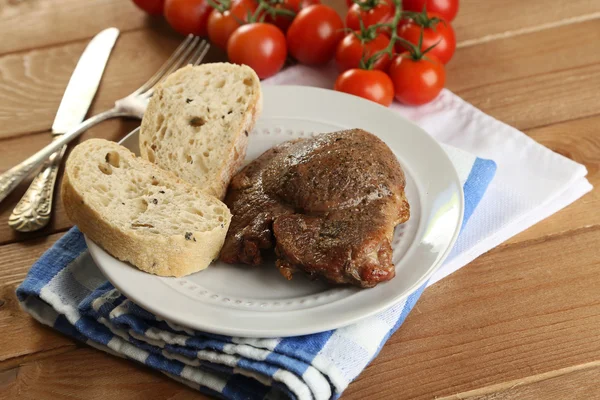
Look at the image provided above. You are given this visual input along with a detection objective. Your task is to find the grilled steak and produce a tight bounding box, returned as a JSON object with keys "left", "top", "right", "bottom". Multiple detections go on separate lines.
{"left": 219, "top": 129, "right": 410, "bottom": 288}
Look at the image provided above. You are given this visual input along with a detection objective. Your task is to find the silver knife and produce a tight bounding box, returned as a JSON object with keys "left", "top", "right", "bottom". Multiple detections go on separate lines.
{"left": 8, "top": 27, "right": 119, "bottom": 232}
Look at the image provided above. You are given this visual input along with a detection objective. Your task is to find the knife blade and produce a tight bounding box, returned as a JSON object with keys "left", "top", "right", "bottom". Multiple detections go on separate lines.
{"left": 52, "top": 27, "right": 119, "bottom": 134}
{"left": 8, "top": 28, "right": 119, "bottom": 232}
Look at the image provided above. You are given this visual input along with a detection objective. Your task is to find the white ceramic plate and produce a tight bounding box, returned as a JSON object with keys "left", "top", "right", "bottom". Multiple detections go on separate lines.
{"left": 87, "top": 85, "right": 464, "bottom": 337}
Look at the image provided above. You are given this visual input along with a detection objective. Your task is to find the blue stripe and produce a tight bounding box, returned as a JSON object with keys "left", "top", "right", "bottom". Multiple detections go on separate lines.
{"left": 198, "top": 385, "right": 228, "bottom": 400}
{"left": 163, "top": 343, "right": 203, "bottom": 360}
{"left": 265, "top": 351, "right": 311, "bottom": 377}
{"left": 186, "top": 337, "right": 227, "bottom": 352}
{"left": 145, "top": 353, "right": 185, "bottom": 376}
{"left": 462, "top": 158, "right": 497, "bottom": 228}
{"left": 54, "top": 315, "right": 87, "bottom": 343}
{"left": 16, "top": 228, "right": 87, "bottom": 300}
{"left": 73, "top": 317, "right": 114, "bottom": 346}
{"left": 272, "top": 329, "right": 335, "bottom": 373}
{"left": 237, "top": 357, "right": 279, "bottom": 376}
{"left": 222, "top": 374, "right": 270, "bottom": 400}
{"left": 126, "top": 302, "right": 158, "bottom": 321}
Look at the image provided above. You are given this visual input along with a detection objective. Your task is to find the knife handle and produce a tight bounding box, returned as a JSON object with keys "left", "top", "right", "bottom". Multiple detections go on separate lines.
{"left": 8, "top": 139, "right": 67, "bottom": 232}
{"left": 0, "top": 108, "right": 122, "bottom": 206}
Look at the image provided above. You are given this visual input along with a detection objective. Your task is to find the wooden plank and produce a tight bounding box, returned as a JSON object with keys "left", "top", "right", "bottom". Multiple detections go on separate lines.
{"left": 0, "top": 233, "right": 76, "bottom": 369}
{"left": 0, "top": 0, "right": 155, "bottom": 55}
{"left": 0, "top": 28, "right": 226, "bottom": 140}
{"left": 439, "top": 363, "right": 600, "bottom": 399}
{"left": 2, "top": 0, "right": 599, "bottom": 56}
{"left": 448, "top": 19, "right": 600, "bottom": 92}
{"left": 454, "top": 0, "right": 600, "bottom": 44}
{"left": 0, "top": 348, "right": 206, "bottom": 399}
{"left": 447, "top": 18, "right": 600, "bottom": 131}
{"left": 343, "top": 227, "right": 600, "bottom": 400}
{"left": 2, "top": 19, "right": 599, "bottom": 141}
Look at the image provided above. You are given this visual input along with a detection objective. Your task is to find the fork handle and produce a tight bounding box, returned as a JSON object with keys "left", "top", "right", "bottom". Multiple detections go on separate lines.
{"left": 8, "top": 139, "right": 67, "bottom": 232}
{"left": 0, "top": 108, "right": 123, "bottom": 205}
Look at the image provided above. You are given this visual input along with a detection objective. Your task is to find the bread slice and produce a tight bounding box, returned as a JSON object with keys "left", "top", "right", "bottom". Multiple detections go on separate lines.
{"left": 62, "top": 138, "right": 232, "bottom": 277}
{"left": 139, "top": 63, "right": 262, "bottom": 200}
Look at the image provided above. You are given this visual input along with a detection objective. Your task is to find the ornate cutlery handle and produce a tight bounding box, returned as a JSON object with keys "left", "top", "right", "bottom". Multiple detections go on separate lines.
{"left": 8, "top": 141, "right": 66, "bottom": 232}
{"left": 0, "top": 108, "right": 123, "bottom": 205}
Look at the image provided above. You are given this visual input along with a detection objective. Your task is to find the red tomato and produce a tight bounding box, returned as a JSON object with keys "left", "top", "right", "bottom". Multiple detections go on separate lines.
{"left": 345, "top": 0, "right": 393, "bottom": 31}
{"left": 397, "top": 13, "right": 456, "bottom": 64}
{"left": 227, "top": 23, "right": 287, "bottom": 79}
{"left": 207, "top": 0, "right": 257, "bottom": 49}
{"left": 300, "top": 0, "right": 320, "bottom": 7}
{"left": 335, "top": 32, "right": 391, "bottom": 72}
{"left": 264, "top": 0, "right": 299, "bottom": 32}
{"left": 388, "top": 53, "right": 445, "bottom": 105}
{"left": 402, "top": 0, "right": 458, "bottom": 22}
{"left": 265, "top": 0, "right": 320, "bottom": 32}
{"left": 132, "top": 0, "right": 165, "bottom": 14}
{"left": 164, "top": 0, "right": 212, "bottom": 36}
{"left": 334, "top": 69, "right": 394, "bottom": 106}
{"left": 345, "top": 0, "right": 353, "bottom": 6}
{"left": 287, "top": 5, "right": 344, "bottom": 65}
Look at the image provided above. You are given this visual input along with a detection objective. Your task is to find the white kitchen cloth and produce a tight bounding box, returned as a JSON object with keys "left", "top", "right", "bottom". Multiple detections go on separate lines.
{"left": 263, "top": 64, "right": 593, "bottom": 284}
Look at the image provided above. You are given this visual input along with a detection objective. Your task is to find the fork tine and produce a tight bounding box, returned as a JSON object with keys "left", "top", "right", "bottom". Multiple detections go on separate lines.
{"left": 136, "top": 37, "right": 201, "bottom": 97}
{"left": 132, "top": 35, "right": 196, "bottom": 96}
{"left": 141, "top": 40, "right": 210, "bottom": 99}
{"left": 189, "top": 41, "right": 210, "bottom": 66}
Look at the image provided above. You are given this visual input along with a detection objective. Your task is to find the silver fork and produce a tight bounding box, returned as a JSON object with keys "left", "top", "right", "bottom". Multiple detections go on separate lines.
{"left": 0, "top": 36, "right": 210, "bottom": 205}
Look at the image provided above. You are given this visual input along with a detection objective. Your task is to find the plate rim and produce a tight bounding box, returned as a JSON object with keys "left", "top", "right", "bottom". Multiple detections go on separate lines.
{"left": 88, "top": 85, "right": 465, "bottom": 337}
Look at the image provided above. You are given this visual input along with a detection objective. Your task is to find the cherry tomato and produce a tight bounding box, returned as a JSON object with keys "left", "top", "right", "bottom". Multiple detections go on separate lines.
{"left": 264, "top": 0, "right": 298, "bottom": 32}
{"left": 334, "top": 69, "right": 394, "bottom": 106}
{"left": 164, "top": 0, "right": 212, "bottom": 36}
{"left": 132, "top": 0, "right": 165, "bottom": 14}
{"left": 335, "top": 31, "right": 390, "bottom": 72}
{"left": 346, "top": 0, "right": 393, "bottom": 31}
{"left": 397, "top": 13, "right": 455, "bottom": 64}
{"left": 300, "top": 0, "right": 320, "bottom": 7}
{"left": 287, "top": 5, "right": 344, "bottom": 65}
{"left": 265, "top": 0, "right": 321, "bottom": 32}
{"left": 402, "top": 0, "right": 458, "bottom": 22}
{"left": 388, "top": 53, "right": 445, "bottom": 105}
{"left": 345, "top": 0, "right": 353, "bottom": 6}
{"left": 207, "top": 0, "right": 257, "bottom": 48}
{"left": 227, "top": 23, "right": 287, "bottom": 79}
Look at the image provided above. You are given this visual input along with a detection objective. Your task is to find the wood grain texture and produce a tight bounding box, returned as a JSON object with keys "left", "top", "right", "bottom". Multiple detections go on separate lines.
{"left": 2, "top": 18, "right": 599, "bottom": 141}
{"left": 0, "top": 233, "right": 76, "bottom": 369}
{"left": 0, "top": 0, "right": 157, "bottom": 55}
{"left": 447, "top": 18, "right": 600, "bottom": 131}
{"left": 453, "top": 0, "right": 600, "bottom": 43}
{"left": 343, "top": 227, "right": 600, "bottom": 400}
{"left": 0, "top": 28, "right": 226, "bottom": 140}
{"left": 439, "top": 362, "right": 600, "bottom": 399}
{"left": 0, "top": 348, "right": 207, "bottom": 399}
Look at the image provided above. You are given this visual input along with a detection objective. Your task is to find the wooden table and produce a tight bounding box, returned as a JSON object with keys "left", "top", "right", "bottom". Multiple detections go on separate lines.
{"left": 1, "top": 0, "right": 599, "bottom": 398}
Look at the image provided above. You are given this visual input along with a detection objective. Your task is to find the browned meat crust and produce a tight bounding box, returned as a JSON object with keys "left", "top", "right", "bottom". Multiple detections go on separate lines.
{"left": 219, "top": 129, "right": 410, "bottom": 288}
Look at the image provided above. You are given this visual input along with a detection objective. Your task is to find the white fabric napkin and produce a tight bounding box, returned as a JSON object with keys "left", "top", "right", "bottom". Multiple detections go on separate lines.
{"left": 263, "top": 64, "right": 593, "bottom": 285}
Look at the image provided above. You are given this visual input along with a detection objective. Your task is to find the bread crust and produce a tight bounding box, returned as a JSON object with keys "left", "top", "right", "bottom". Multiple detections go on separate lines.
{"left": 139, "top": 63, "right": 262, "bottom": 200}
{"left": 62, "top": 139, "right": 231, "bottom": 277}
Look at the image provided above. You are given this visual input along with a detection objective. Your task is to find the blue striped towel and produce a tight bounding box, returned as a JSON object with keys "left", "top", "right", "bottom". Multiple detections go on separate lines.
{"left": 17, "top": 146, "right": 496, "bottom": 400}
